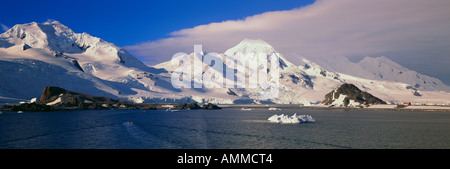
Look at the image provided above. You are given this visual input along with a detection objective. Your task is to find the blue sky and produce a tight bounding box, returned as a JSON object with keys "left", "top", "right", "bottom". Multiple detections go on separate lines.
{"left": 0, "top": 0, "right": 314, "bottom": 46}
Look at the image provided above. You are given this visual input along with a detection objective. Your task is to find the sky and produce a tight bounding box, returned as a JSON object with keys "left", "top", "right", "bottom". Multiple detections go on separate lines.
{"left": 1, "top": 0, "right": 449, "bottom": 85}
{"left": 0, "top": 0, "right": 313, "bottom": 46}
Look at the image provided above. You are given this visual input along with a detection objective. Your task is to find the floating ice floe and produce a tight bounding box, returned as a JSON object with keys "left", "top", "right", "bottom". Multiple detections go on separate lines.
{"left": 268, "top": 113, "right": 315, "bottom": 123}
{"left": 166, "top": 108, "right": 180, "bottom": 112}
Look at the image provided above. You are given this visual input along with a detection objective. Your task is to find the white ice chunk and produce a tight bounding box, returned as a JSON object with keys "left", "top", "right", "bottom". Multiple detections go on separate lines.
{"left": 30, "top": 97, "right": 37, "bottom": 103}
{"left": 268, "top": 113, "right": 315, "bottom": 123}
{"left": 165, "top": 108, "right": 180, "bottom": 112}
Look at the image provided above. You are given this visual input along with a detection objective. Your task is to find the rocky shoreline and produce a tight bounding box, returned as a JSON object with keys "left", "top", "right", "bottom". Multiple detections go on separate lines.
{"left": 1, "top": 86, "right": 448, "bottom": 112}
{"left": 0, "top": 86, "right": 221, "bottom": 112}
{"left": 0, "top": 102, "right": 222, "bottom": 112}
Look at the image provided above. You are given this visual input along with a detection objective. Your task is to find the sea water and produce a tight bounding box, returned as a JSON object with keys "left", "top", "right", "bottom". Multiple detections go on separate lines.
{"left": 0, "top": 108, "right": 449, "bottom": 149}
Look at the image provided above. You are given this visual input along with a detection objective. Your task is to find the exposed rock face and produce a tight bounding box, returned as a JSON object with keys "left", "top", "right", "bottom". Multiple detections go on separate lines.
{"left": 174, "top": 102, "right": 202, "bottom": 110}
{"left": 172, "top": 102, "right": 221, "bottom": 110}
{"left": 202, "top": 103, "right": 222, "bottom": 109}
{"left": 22, "top": 44, "right": 31, "bottom": 50}
{"left": 71, "top": 60, "right": 84, "bottom": 72}
{"left": 3, "top": 86, "right": 222, "bottom": 111}
{"left": 322, "top": 83, "right": 386, "bottom": 107}
{"left": 37, "top": 86, "right": 121, "bottom": 106}
{"left": 37, "top": 86, "right": 68, "bottom": 104}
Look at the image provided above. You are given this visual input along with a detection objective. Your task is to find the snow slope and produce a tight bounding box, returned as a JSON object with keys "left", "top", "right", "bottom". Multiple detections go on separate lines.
{"left": 0, "top": 45, "right": 118, "bottom": 99}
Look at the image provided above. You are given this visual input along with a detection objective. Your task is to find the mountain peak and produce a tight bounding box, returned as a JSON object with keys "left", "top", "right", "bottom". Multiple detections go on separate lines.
{"left": 224, "top": 39, "right": 275, "bottom": 55}
{"left": 239, "top": 38, "right": 272, "bottom": 47}
{"left": 0, "top": 20, "right": 80, "bottom": 53}
{"left": 0, "top": 21, "right": 150, "bottom": 71}
{"left": 43, "top": 20, "right": 62, "bottom": 25}
{"left": 359, "top": 56, "right": 404, "bottom": 70}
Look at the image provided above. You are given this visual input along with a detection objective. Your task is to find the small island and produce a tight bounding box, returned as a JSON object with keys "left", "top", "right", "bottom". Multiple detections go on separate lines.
{"left": 1, "top": 86, "right": 221, "bottom": 112}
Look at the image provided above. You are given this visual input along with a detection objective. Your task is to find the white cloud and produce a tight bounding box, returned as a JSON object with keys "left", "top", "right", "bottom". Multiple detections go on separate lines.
{"left": 125, "top": 0, "right": 450, "bottom": 84}
{"left": 0, "top": 23, "right": 9, "bottom": 32}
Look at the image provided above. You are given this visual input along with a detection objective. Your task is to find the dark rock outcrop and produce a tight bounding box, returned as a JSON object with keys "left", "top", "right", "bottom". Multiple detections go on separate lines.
{"left": 322, "top": 83, "right": 386, "bottom": 107}
{"left": 37, "top": 86, "right": 67, "bottom": 104}
{"left": 226, "top": 89, "right": 237, "bottom": 96}
{"left": 172, "top": 102, "right": 222, "bottom": 110}
{"left": 406, "top": 85, "right": 421, "bottom": 96}
{"left": 202, "top": 103, "right": 222, "bottom": 109}
{"left": 37, "top": 86, "right": 123, "bottom": 108}
{"left": 71, "top": 60, "right": 84, "bottom": 72}
{"left": 11, "top": 103, "right": 53, "bottom": 112}
{"left": 2, "top": 86, "right": 221, "bottom": 112}
{"left": 174, "top": 102, "right": 202, "bottom": 110}
{"left": 22, "top": 44, "right": 31, "bottom": 50}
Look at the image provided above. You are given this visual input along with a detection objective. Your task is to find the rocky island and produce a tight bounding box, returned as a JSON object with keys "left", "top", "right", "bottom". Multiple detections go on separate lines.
{"left": 322, "top": 83, "right": 386, "bottom": 107}
{"left": 1, "top": 86, "right": 221, "bottom": 112}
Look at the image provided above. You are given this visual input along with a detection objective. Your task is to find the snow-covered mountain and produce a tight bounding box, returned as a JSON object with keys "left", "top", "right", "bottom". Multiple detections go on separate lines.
{"left": 0, "top": 21, "right": 174, "bottom": 102}
{"left": 1, "top": 21, "right": 449, "bottom": 105}
{"left": 0, "top": 21, "right": 146, "bottom": 69}
{"left": 307, "top": 55, "right": 450, "bottom": 92}
{"left": 156, "top": 38, "right": 450, "bottom": 105}
{"left": 154, "top": 38, "right": 317, "bottom": 104}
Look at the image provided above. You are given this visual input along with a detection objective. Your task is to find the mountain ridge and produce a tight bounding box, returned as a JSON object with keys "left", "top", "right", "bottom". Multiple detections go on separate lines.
{"left": 1, "top": 21, "right": 449, "bottom": 105}
{"left": 307, "top": 55, "right": 450, "bottom": 92}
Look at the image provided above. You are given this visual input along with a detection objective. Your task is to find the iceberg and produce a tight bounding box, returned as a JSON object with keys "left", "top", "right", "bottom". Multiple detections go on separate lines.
{"left": 166, "top": 108, "right": 180, "bottom": 112}
{"left": 268, "top": 113, "right": 315, "bottom": 123}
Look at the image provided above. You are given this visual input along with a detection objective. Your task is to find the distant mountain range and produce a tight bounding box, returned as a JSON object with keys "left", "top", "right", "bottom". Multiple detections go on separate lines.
{"left": 307, "top": 55, "right": 450, "bottom": 92}
{"left": 1, "top": 21, "right": 449, "bottom": 105}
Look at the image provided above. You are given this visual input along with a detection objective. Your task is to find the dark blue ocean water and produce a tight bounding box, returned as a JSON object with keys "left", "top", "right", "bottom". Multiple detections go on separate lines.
{"left": 1, "top": 108, "right": 449, "bottom": 149}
